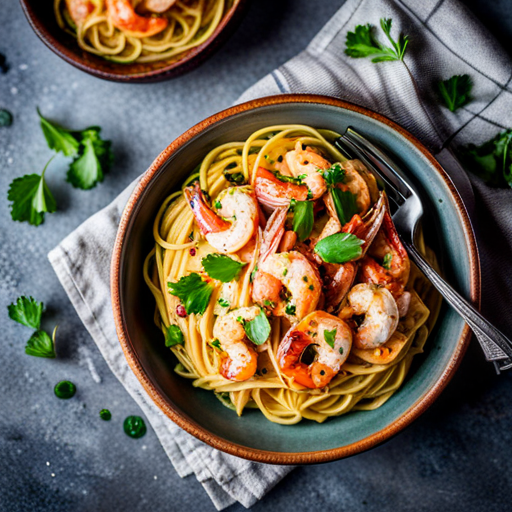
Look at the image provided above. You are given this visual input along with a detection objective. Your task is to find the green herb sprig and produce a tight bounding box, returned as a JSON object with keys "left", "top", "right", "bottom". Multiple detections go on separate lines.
{"left": 436, "top": 74, "right": 473, "bottom": 112}
{"left": 168, "top": 273, "right": 214, "bottom": 315}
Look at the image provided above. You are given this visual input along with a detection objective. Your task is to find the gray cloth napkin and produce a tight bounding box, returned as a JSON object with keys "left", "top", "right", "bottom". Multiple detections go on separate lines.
{"left": 48, "top": 0, "right": 512, "bottom": 509}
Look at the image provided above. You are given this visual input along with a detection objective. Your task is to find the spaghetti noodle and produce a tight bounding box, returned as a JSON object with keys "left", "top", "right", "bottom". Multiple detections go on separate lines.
{"left": 54, "top": 0, "right": 229, "bottom": 64}
{"left": 144, "top": 125, "right": 440, "bottom": 424}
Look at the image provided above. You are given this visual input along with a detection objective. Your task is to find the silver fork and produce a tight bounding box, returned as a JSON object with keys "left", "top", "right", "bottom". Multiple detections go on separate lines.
{"left": 335, "top": 127, "right": 512, "bottom": 373}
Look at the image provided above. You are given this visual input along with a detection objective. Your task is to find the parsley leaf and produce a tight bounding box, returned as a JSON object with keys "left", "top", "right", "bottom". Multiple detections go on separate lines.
{"left": 217, "top": 298, "right": 230, "bottom": 308}
{"left": 314, "top": 232, "right": 364, "bottom": 263}
{"left": 436, "top": 74, "right": 473, "bottom": 112}
{"left": 8, "top": 296, "right": 44, "bottom": 329}
{"left": 211, "top": 339, "right": 222, "bottom": 350}
{"left": 25, "top": 329, "right": 56, "bottom": 358}
{"left": 244, "top": 309, "right": 271, "bottom": 346}
{"left": 292, "top": 200, "right": 314, "bottom": 242}
{"left": 7, "top": 157, "right": 57, "bottom": 226}
{"left": 382, "top": 253, "right": 393, "bottom": 270}
{"left": 38, "top": 108, "right": 79, "bottom": 157}
{"left": 168, "top": 273, "right": 214, "bottom": 315}
{"left": 322, "top": 163, "right": 345, "bottom": 187}
{"left": 165, "top": 324, "right": 184, "bottom": 347}
{"left": 331, "top": 188, "right": 358, "bottom": 225}
{"left": 345, "top": 18, "right": 408, "bottom": 63}
{"left": 461, "top": 129, "right": 512, "bottom": 188}
{"left": 202, "top": 253, "right": 247, "bottom": 282}
{"left": 324, "top": 328, "right": 337, "bottom": 349}
{"left": 67, "top": 128, "right": 113, "bottom": 190}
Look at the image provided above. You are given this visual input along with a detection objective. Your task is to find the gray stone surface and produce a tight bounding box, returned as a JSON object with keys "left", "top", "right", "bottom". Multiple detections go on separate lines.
{"left": 1, "top": 0, "right": 512, "bottom": 511}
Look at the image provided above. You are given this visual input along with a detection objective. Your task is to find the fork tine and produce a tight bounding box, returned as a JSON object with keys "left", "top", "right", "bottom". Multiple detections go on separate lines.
{"left": 335, "top": 127, "right": 416, "bottom": 205}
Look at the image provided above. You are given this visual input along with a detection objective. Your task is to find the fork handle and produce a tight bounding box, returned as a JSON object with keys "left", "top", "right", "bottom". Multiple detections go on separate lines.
{"left": 404, "top": 241, "right": 512, "bottom": 365}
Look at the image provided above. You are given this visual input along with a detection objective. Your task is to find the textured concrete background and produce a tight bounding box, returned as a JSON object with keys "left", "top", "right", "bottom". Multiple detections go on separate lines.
{"left": 1, "top": 0, "right": 512, "bottom": 511}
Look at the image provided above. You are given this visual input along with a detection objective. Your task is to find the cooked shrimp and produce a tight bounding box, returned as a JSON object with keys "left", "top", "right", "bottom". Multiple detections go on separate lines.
{"left": 252, "top": 208, "right": 322, "bottom": 321}
{"left": 106, "top": 0, "right": 168, "bottom": 38}
{"left": 285, "top": 141, "right": 329, "bottom": 200}
{"left": 346, "top": 283, "right": 399, "bottom": 349}
{"left": 184, "top": 183, "right": 258, "bottom": 254}
{"left": 277, "top": 311, "right": 352, "bottom": 388}
{"left": 138, "top": 0, "right": 177, "bottom": 13}
{"left": 213, "top": 307, "right": 263, "bottom": 381}
{"left": 65, "top": 0, "right": 94, "bottom": 24}
{"left": 359, "top": 205, "right": 410, "bottom": 298}
{"left": 254, "top": 167, "right": 309, "bottom": 209}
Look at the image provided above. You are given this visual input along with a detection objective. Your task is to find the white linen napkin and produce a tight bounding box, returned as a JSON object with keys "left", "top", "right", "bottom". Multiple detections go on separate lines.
{"left": 48, "top": 0, "right": 512, "bottom": 509}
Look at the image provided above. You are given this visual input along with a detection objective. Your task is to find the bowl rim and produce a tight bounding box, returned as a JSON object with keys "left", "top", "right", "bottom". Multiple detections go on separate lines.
{"left": 111, "top": 94, "right": 480, "bottom": 464}
{"left": 19, "top": 0, "right": 248, "bottom": 83}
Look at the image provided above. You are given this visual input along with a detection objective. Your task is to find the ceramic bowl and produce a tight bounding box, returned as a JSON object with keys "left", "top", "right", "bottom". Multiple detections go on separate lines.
{"left": 19, "top": 0, "right": 248, "bottom": 83}
{"left": 111, "top": 94, "right": 479, "bottom": 464}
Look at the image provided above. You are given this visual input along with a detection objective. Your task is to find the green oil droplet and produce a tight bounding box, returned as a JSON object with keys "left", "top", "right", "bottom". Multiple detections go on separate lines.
{"left": 99, "top": 409, "right": 112, "bottom": 421}
{"left": 54, "top": 380, "right": 76, "bottom": 399}
{"left": 123, "top": 415, "right": 146, "bottom": 439}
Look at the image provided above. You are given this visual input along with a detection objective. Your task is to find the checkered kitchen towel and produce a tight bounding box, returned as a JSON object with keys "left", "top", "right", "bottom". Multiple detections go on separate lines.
{"left": 49, "top": 0, "right": 512, "bottom": 509}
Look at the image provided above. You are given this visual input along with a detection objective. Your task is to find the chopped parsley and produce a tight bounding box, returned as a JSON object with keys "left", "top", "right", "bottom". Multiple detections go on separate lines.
{"left": 214, "top": 200, "right": 222, "bottom": 209}
{"left": 165, "top": 324, "right": 184, "bottom": 347}
{"left": 324, "top": 328, "right": 337, "bottom": 349}
{"left": 202, "top": 253, "right": 247, "bottom": 282}
{"left": 25, "top": 329, "right": 56, "bottom": 358}
{"left": 244, "top": 309, "right": 271, "bottom": 345}
{"left": 382, "top": 253, "right": 393, "bottom": 270}
{"left": 436, "top": 74, "right": 473, "bottom": 112}
{"left": 314, "top": 232, "right": 364, "bottom": 264}
{"left": 168, "top": 273, "right": 214, "bottom": 315}
{"left": 285, "top": 304, "right": 296, "bottom": 316}
{"left": 8, "top": 296, "right": 44, "bottom": 329}
{"left": 217, "top": 297, "right": 230, "bottom": 308}
{"left": 211, "top": 339, "right": 222, "bottom": 351}
{"left": 292, "top": 200, "right": 314, "bottom": 242}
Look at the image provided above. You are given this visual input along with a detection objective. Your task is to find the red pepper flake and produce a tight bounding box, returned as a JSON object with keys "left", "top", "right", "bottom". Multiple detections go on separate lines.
{"left": 176, "top": 305, "right": 187, "bottom": 317}
{"left": 189, "top": 248, "right": 196, "bottom": 256}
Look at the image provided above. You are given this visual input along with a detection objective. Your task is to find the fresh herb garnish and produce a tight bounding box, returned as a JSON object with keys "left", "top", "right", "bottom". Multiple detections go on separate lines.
{"left": 217, "top": 297, "right": 230, "bottom": 308}
{"left": 314, "top": 232, "right": 364, "bottom": 263}
{"left": 250, "top": 266, "right": 258, "bottom": 282}
{"left": 38, "top": 109, "right": 79, "bottom": 157}
{"left": 202, "top": 253, "right": 247, "bottom": 282}
{"left": 244, "top": 309, "right": 271, "bottom": 345}
{"left": 283, "top": 268, "right": 288, "bottom": 276}
{"left": 292, "top": 200, "right": 314, "bottom": 242}
{"left": 168, "top": 273, "right": 214, "bottom": 315}
{"left": 345, "top": 18, "right": 409, "bottom": 62}
{"left": 436, "top": 74, "right": 473, "bottom": 112}
{"left": 322, "top": 163, "right": 345, "bottom": 186}
{"left": 8, "top": 296, "right": 44, "bottom": 329}
{"left": 0, "top": 109, "right": 13, "bottom": 127}
{"left": 331, "top": 188, "right": 358, "bottom": 224}
{"left": 7, "top": 157, "right": 57, "bottom": 226}
{"left": 382, "top": 253, "right": 393, "bottom": 270}
{"left": 165, "top": 324, "right": 184, "bottom": 347}
{"left": 211, "top": 339, "right": 222, "bottom": 351}
{"left": 461, "top": 129, "right": 512, "bottom": 188}
{"left": 67, "top": 128, "right": 113, "bottom": 190}
{"left": 223, "top": 170, "right": 246, "bottom": 184}
{"left": 285, "top": 304, "right": 296, "bottom": 316}
{"left": 271, "top": 170, "right": 305, "bottom": 185}
{"left": 214, "top": 200, "right": 222, "bottom": 209}
{"left": 324, "top": 328, "right": 337, "bottom": 349}
{"left": 26, "top": 329, "right": 56, "bottom": 358}
{"left": 263, "top": 299, "right": 275, "bottom": 308}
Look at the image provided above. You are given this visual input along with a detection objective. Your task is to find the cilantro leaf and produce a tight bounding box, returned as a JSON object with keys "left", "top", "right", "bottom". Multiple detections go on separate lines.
{"left": 8, "top": 296, "right": 44, "bottom": 329}
{"left": 7, "top": 157, "right": 57, "bottom": 226}
{"left": 202, "top": 253, "right": 247, "bottom": 282}
{"left": 314, "top": 232, "right": 364, "bottom": 263}
{"left": 165, "top": 324, "right": 184, "bottom": 347}
{"left": 38, "top": 108, "right": 79, "bottom": 157}
{"left": 67, "top": 128, "right": 113, "bottom": 190}
{"left": 168, "top": 273, "right": 214, "bottom": 315}
{"left": 292, "top": 200, "right": 314, "bottom": 242}
{"left": 322, "top": 163, "right": 345, "bottom": 187}
{"left": 324, "top": 328, "right": 337, "bottom": 349}
{"left": 345, "top": 18, "right": 408, "bottom": 63}
{"left": 331, "top": 189, "right": 358, "bottom": 225}
{"left": 244, "top": 309, "right": 271, "bottom": 346}
{"left": 461, "top": 129, "right": 512, "bottom": 188}
{"left": 436, "top": 74, "right": 473, "bottom": 112}
{"left": 25, "top": 329, "right": 56, "bottom": 358}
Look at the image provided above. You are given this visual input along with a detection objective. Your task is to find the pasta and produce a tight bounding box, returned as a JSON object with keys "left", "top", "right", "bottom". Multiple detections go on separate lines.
{"left": 54, "top": 0, "right": 229, "bottom": 64}
{"left": 143, "top": 125, "right": 440, "bottom": 424}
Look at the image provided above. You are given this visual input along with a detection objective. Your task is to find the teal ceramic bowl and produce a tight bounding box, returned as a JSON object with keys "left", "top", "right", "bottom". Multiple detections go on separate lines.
{"left": 111, "top": 95, "right": 479, "bottom": 464}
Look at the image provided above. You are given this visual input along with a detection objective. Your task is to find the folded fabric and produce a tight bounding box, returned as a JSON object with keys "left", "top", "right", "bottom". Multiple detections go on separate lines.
{"left": 48, "top": 0, "right": 512, "bottom": 509}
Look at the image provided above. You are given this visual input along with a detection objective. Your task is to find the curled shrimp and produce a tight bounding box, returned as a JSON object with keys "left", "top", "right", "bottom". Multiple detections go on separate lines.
{"left": 358, "top": 202, "right": 410, "bottom": 299}
{"left": 65, "top": 0, "right": 95, "bottom": 24}
{"left": 254, "top": 167, "right": 309, "bottom": 209}
{"left": 252, "top": 208, "right": 322, "bottom": 321}
{"left": 284, "top": 141, "right": 329, "bottom": 200}
{"left": 346, "top": 283, "right": 399, "bottom": 349}
{"left": 106, "top": 0, "right": 168, "bottom": 38}
{"left": 184, "top": 183, "right": 258, "bottom": 254}
{"left": 138, "top": 0, "right": 177, "bottom": 13}
{"left": 277, "top": 311, "right": 352, "bottom": 388}
{"left": 213, "top": 307, "right": 263, "bottom": 381}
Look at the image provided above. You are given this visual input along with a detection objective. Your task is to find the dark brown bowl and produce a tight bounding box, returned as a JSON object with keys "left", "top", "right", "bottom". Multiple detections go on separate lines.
{"left": 19, "top": 0, "right": 248, "bottom": 83}
{"left": 111, "top": 94, "right": 479, "bottom": 464}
